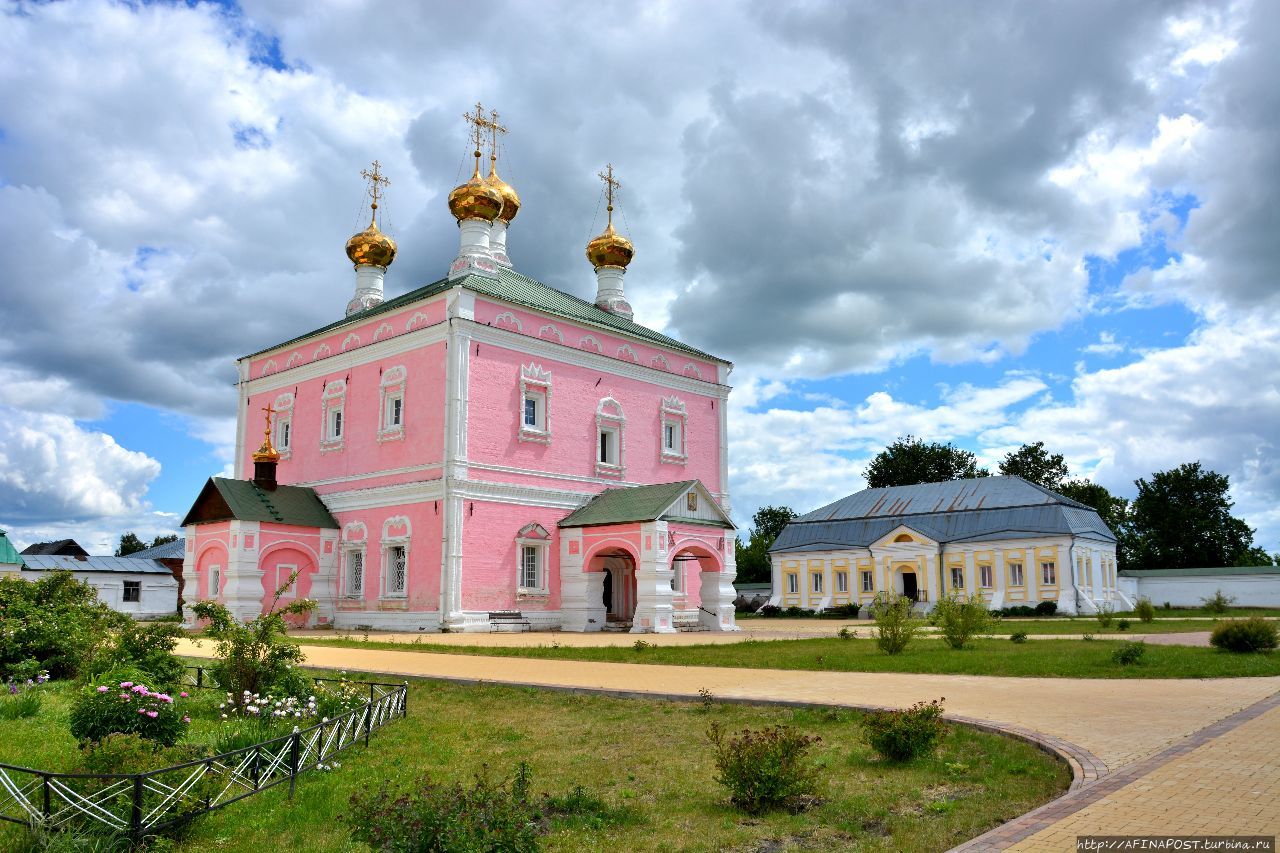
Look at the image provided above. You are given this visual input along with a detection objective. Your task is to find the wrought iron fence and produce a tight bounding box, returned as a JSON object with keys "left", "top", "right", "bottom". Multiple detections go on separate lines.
{"left": 0, "top": 667, "right": 408, "bottom": 840}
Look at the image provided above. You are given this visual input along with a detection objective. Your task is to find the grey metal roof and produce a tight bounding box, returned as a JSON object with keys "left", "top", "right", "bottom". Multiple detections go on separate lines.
{"left": 21, "top": 555, "right": 174, "bottom": 575}
{"left": 1119, "top": 566, "right": 1280, "bottom": 578}
{"left": 130, "top": 539, "right": 185, "bottom": 560}
{"left": 773, "top": 476, "right": 1116, "bottom": 553}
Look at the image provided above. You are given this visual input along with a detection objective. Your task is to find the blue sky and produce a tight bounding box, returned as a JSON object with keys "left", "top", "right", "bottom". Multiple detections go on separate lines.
{"left": 1, "top": 0, "right": 1277, "bottom": 555}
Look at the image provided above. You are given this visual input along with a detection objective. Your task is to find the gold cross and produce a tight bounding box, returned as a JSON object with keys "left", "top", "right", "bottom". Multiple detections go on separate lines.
{"left": 485, "top": 108, "right": 507, "bottom": 165}
{"left": 598, "top": 163, "right": 621, "bottom": 225}
{"left": 261, "top": 404, "right": 277, "bottom": 448}
{"left": 463, "top": 102, "right": 489, "bottom": 158}
{"left": 359, "top": 160, "right": 390, "bottom": 224}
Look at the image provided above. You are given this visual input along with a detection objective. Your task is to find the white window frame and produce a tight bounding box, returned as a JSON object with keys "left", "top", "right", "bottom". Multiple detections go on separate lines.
{"left": 273, "top": 392, "right": 294, "bottom": 459}
{"left": 860, "top": 570, "right": 874, "bottom": 592}
{"left": 320, "top": 380, "right": 346, "bottom": 451}
{"left": 1009, "top": 561, "right": 1025, "bottom": 587}
{"left": 382, "top": 544, "right": 408, "bottom": 598}
{"left": 342, "top": 548, "right": 365, "bottom": 600}
{"left": 835, "top": 571, "right": 848, "bottom": 593}
{"left": 122, "top": 579, "right": 141, "bottom": 603}
{"left": 811, "top": 572, "right": 824, "bottom": 594}
{"left": 518, "top": 364, "right": 552, "bottom": 445}
{"left": 378, "top": 366, "right": 407, "bottom": 442}
{"left": 786, "top": 573, "right": 799, "bottom": 594}
{"left": 595, "top": 397, "right": 625, "bottom": 478}
{"left": 950, "top": 567, "right": 964, "bottom": 589}
{"left": 515, "top": 523, "right": 551, "bottom": 594}
{"left": 208, "top": 565, "right": 220, "bottom": 599}
{"left": 979, "top": 564, "right": 994, "bottom": 589}
{"left": 659, "top": 396, "right": 687, "bottom": 464}
{"left": 1041, "top": 561, "right": 1057, "bottom": 585}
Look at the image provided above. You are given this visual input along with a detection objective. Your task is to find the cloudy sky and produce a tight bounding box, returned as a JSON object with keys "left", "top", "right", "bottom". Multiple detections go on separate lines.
{"left": 1, "top": 0, "right": 1276, "bottom": 555}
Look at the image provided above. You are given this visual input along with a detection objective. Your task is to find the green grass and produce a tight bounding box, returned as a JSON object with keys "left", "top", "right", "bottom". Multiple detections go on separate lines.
{"left": 986, "top": 618, "right": 1239, "bottom": 635}
{"left": 291, "top": 635, "right": 1280, "bottom": 678}
{"left": 0, "top": 678, "right": 1068, "bottom": 852}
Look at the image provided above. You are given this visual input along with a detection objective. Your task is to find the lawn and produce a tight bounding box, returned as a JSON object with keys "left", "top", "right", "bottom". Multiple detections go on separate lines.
{"left": 986, "top": 618, "right": 1237, "bottom": 635}
{"left": 290, "top": 635, "right": 1280, "bottom": 678}
{"left": 0, "top": 677, "right": 1068, "bottom": 852}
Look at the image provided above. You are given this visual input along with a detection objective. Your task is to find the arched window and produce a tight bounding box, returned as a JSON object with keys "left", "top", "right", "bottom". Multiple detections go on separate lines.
{"left": 516, "top": 523, "right": 551, "bottom": 594}
{"left": 379, "top": 366, "right": 407, "bottom": 442}
{"left": 595, "top": 397, "right": 626, "bottom": 478}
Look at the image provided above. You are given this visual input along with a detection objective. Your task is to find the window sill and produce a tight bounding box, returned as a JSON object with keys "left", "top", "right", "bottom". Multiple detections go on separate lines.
{"left": 378, "top": 429, "right": 405, "bottom": 443}
{"left": 517, "top": 589, "right": 549, "bottom": 598}
{"left": 660, "top": 451, "right": 687, "bottom": 464}
{"left": 519, "top": 428, "right": 551, "bottom": 445}
{"left": 377, "top": 597, "right": 408, "bottom": 610}
{"left": 320, "top": 441, "right": 345, "bottom": 453}
{"left": 595, "top": 462, "right": 624, "bottom": 479}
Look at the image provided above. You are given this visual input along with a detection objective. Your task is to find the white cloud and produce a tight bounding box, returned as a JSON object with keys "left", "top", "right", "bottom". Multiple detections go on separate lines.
{"left": 1082, "top": 331, "right": 1126, "bottom": 356}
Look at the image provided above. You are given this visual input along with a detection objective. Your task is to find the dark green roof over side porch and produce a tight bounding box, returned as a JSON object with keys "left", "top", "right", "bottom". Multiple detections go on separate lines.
{"left": 180, "top": 478, "right": 339, "bottom": 529}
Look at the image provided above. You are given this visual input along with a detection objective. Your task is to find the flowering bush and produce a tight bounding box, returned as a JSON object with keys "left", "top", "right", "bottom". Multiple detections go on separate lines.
{"left": 86, "top": 619, "right": 187, "bottom": 690}
{"left": 212, "top": 680, "right": 367, "bottom": 755}
{"left": 0, "top": 571, "right": 126, "bottom": 679}
{"left": 69, "top": 672, "right": 190, "bottom": 746}
{"left": 0, "top": 670, "right": 48, "bottom": 720}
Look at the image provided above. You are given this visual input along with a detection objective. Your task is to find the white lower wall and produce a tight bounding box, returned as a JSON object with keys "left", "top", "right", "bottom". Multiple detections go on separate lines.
{"left": 21, "top": 569, "right": 179, "bottom": 619}
{"left": 1129, "top": 574, "right": 1280, "bottom": 608}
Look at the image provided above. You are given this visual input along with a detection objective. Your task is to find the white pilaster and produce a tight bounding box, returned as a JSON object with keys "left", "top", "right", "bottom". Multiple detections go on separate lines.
{"left": 312, "top": 529, "right": 340, "bottom": 626}
{"left": 631, "top": 521, "right": 676, "bottom": 633}
{"left": 346, "top": 264, "right": 386, "bottom": 316}
{"left": 222, "top": 521, "right": 264, "bottom": 623}
{"left": 490, "top": 220, "right": 512, "bottom": 268}
{"left": 448, "top": 219, "right": 499, "bottom": 280}
{"left": 559, "top": 530, "right": 606, "bottom": 631}
{"left": 440, "top": 302, "right": 473, "bottom": 630}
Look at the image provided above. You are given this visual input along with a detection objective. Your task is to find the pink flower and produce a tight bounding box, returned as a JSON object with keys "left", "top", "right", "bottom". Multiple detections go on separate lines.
{"left": 119, "top": 682, "right": 133, "bottom": 688}
{"left": 182, "top": 716, "right": 191, "bottom": 723}
{"left": 146, "top": 711, "right": 158, "bottom": 719}
{"left": 96, "top": 686, "right": 109, "bottom": 693}
{"left": 179, "top": 692, "right": 188, "bottom": 698}
{"left": 138, "top": 708, "right": 147, "bottom": 715}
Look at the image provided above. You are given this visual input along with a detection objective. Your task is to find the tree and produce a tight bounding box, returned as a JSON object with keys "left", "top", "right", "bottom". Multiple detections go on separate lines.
{"left": 734, "top": 505, "right": 798, "bottom": 583}
{"left": 1057, "top": 479, "right": 1129, "bottom": 535}
{"left": 864, "top": 435, "right": 989, "bottom": 488}
{"left": 115, "top": 532, "right": 146, "bottom": 556}
{"left": 1233, "top": 546, "right": 1277, "bottom": 567}
{"left": 1126, "top": 462, "right": 1257, "bottom": 570}
{"left": 150, "top": 534, "right": 179, "bottom": 548}
{"left": 998, "top": 442, "right": 1069, "bottom": 491}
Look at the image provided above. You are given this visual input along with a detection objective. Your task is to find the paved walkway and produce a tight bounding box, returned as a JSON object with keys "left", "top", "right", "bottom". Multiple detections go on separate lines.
{"left": 174, "top": 639, "right": 1280, "bottom": 849}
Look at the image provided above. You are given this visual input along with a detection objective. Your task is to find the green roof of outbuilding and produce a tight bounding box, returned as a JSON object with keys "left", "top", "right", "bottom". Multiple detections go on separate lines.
{"left": 1118, "top": 566, "right": 1280, "bottom": 578}
{"left": 246, "top": 268, "right": 725, "bottom": 365}
{"left": 560, "top": 481, "right": 695, "bottom": 528}
{"left": 180, "top": 478, "right": 339, "bottom": 529}
{"left": 0, "top": 531, "right": 23, "bottom": 566}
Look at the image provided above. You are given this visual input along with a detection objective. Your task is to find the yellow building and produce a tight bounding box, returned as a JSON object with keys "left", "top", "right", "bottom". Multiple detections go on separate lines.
{"left": 769, "top": 476, "right": 1124, "bottom": 616}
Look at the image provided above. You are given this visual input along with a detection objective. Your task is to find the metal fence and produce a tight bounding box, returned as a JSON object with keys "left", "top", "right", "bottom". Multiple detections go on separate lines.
{"left": 0, "top": 667, "right": 408, "bottom": 840}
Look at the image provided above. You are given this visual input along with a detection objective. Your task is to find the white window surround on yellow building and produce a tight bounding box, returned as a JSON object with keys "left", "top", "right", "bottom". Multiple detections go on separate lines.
{"left": 768, "top": 476, "right": 1127, "bottom": 616}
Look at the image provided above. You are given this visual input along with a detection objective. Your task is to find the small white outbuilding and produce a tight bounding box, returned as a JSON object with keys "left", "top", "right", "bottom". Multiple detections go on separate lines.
{"left": 21, "top": 554, "right": 179, "bottom": 619}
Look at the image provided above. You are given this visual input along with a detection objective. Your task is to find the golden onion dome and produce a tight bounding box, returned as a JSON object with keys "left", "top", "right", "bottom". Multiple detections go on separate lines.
{"left": 345, "top": 221, "right": 397, "bottom": 268}
{"left": 448, "top": 161, "right": 504, "bottom": 223}
{"left": 487, "top": 164, "right": 520, "bottom": 223}
{"left": 586, "top": 221, "right": 635, "bottom": 270}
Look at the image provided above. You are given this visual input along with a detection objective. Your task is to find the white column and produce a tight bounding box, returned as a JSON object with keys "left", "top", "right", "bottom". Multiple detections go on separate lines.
{"left": 346, "top": 264, "right": 386, "bottom": 316}
{"left": 593, "top": 267, "right": 633, "bottom": 321}
{"left": 312, "top": 529, "right": 339, "bottom": 626}
{"left": 559, "top": 531, "right": 605, "bottom": 631}
{"left": 490, "top": 220, "right": 512, "bottom": 267}
{"left": 222, "top": 522, "right": 264, "bottom": 623}
{"left": 631, "top": 521, "right": 676, "bottom": 633}
{"left": 448, "top": 219, "right": 500, "bottom": 280}
{"left": 699, "top": 539, "right": 741, "bottom": 632}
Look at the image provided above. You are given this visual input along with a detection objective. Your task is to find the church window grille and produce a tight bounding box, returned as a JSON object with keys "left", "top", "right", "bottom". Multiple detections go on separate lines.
{"left": 345, "top": 551, "right": 364, "bottom": 599}
{"left": 515, "top": 523, "right": 550, "bottom": 594}
{"left": 208, "top": 565, "right": 220, "bottom": 598}
{"left": 385, "top": 546, "right": 407, "bottom": 597}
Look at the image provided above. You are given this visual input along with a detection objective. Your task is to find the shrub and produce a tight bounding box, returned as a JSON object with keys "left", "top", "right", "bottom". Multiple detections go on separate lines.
{"left": 1210, "top": 617, "right": 1279, "bottom": 653}
{"left": 1094, "top": 603, "right": 1114, "bottom": 628}
{"left": 999, "top": 605, "right": 1036, "bottom": 618}
{"left": 820, "top": 603, "right": 860, "bottom": 619}
{"left": 1033, "top": 600, "right": 1058, "bottom": 617}
{"left": 1112, "top": 641, "right": 1146, "bottom": 665}
{"left": 1009, "top": 631, "right": 1029, "bottom": 644}
{"left": 348, "top": 763, "right": 542, "bottom": 852}
{"left": 706, "top": 722, "right": 823, "bottom": 814}
{"left": 191, "top": 570, "right": 316, "bottom": 707}
{"left": 837, "top": 627, "right": 854, "bottom": 640}
{"left": 0, "top": 571, "right": 127, "bottom": 680}
{"left": 69, "top": 670, "right": 190, "bottom": 746}
{"left": 782, "top": 606, "right": 815, "bottom": 618}
{"left": 1134, "top": 598, "right": 1156, "bottom": 623}
{"left": 869, "top": 592, "right": 917, "bottom": 655}
{"left": 1117, "top": 619, "right": 1131, "bottom": 632}
{"left": 1202, "top": 589, "right": 1236, "bottom": 615}
{"left": 930, "top": 594, "right": 995, "bottom": 650}
{"left": 0, "top": 684, "right": 44, "bottom": 720}
{"left": 86, "top": 620, "right": 187, "bottom": 690}
{"left": 862, "top": 698, "right": 946, "bottom": 762}
{"left": 758, "top": 605, "right": 782, "bottom": 618}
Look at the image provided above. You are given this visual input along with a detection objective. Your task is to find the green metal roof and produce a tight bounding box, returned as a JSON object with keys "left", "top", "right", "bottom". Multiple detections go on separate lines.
{"left": 246, "top": 267, "right": 726, "bottom": 366}
{"left": 559, "top": 481, "right": 732, "bottom": 529}
{"left": 0, "top": 530, "right": 23, "bottom": 567}
{"left": 1119, "top": 566, "right": 1280, "bottom": 578}
{"left": 181, "top": 478, "right": 339, "bottom": 529}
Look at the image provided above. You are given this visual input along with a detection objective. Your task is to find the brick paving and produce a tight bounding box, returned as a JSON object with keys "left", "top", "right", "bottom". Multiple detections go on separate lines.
{"left": 175, "top": 639, "right": 1280, "bottom": 849}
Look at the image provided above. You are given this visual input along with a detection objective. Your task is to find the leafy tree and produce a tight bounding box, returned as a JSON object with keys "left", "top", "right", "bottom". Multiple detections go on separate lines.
{"left": 864, "top": 436, "right": 989, "bottom": 488}
{"left": 0, "top": 571, "right": 127, "bottom": 679}
{"left": 1234, "top": 546, "right": 1277, "bottom": 567}
{"left": 149, "top": 534, "right": 179, "bottom": 548}
{"left": 734, "top": 506, "right": 798, "bottom": 583}
{"left": 115, "top": 532, "right": 147, "bottom": 556}
{"left": 998, "top": 442, "right": 1069, "bottom": 491}
{"left": 1126, "top": 462, "right": 1257, "bottom": 570}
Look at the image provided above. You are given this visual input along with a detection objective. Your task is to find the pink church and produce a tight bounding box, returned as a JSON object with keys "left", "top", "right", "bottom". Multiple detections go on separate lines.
{"left": 180, "top": 116, "right": 738, "bottom": 634}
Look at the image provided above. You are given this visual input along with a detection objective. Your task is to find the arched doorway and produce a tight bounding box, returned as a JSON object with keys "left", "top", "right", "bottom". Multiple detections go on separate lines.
{"left": 894, "top": 563, "right": 920, "bottom": 603}
{"left": 670, "top": 544, "right": 723, "bottom": 629}
{"left": 591, "top": 548, "right": 636, "bottom": 624}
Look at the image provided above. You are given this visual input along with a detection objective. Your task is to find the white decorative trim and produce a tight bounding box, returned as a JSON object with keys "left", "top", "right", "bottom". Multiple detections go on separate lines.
{"left": 244, "top": 323, "right": 447, "bottom": 395}
{"left": 319, "top": 478, "right": 446, "bottom": 512}
{"left": 518, "top": 363, "right": 552, "bottom": 445}
{"left": 380, "top": 515, "right": 411, "bottom": 599}
{"left": 595, "top": 396, "right": 626, "bottom": 479}
{"left": 342, "top": 521, "right": 368, "bottom": 542}
{"left": 659, "top": 395, "right": 688, "bottom": 464}
{"left": 320, "top": 379, "right": 346, "bottom": 451}
{"left": 260, "top": 359, "right": 278, "bottom": 376}
{"left": 579, "top": 335, "right": 602, "bottom": 353}
{"left": 405, "top": 311, "right": 431, "bottom": 332}
{"left": 516, "top": 522, "right": 551, "bottom": 594}
{"left": 617, "top": 344, "right": 638, "bottom": 363}
{"left": 493, "top": 311, "right": 523, "bottom": 333}
{"left": 341, "top": 332, "right": 361, "bottom": 352}
{"left": 273, "top": 392, "right": 295, "bottom": 459}
{"left": 537, "top": 323, "right": 564, "bottom": 344}
{"left": 650, "top": 354, "right": 670, "bottom": 371}
{"left": 378, "top": 364, "right": 407, "bottom": 443}
{"left": 682, "top": 363, "right": 703, "bottom": 380}
{"left": 285, "top": 351, "right": 304, "bottom": 368}
{"left": 372, "top": 322, "right": 394, "bottom": 342}
{"left": 313, "top": 343, "right": 332, "bottom": 360}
